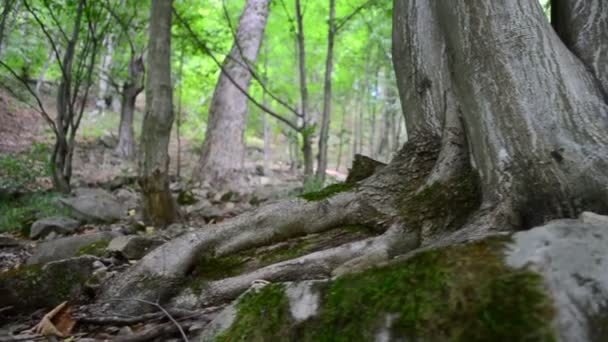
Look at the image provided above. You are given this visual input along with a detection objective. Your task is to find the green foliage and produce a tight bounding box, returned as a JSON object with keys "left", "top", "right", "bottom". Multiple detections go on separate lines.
{"left": 0, "top": 192, "right": 68, "bottom": 234}
{"left": 76, "top": 240, "right": 110, "bottom": 257}
{"left": 0, "top": 143, "right": 51, "bottom": 193}
{"left": 220, "top": 239, "right": 556, "bottom": 342}
{"left": 300, "top": 182, "right": 353, "bottom": 201}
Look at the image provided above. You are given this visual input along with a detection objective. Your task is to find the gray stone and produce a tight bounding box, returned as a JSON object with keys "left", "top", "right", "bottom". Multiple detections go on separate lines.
{"left": 107, "top": 235, "right": 164, "bottom": 260}
{"left": 30, "top": 216, "right": 80, "bottom": 239}
{"left": 506, "top": 219, "right": 608, "bottom": 342}
{"left": 61, "top": 188, "right": 125, "bottom": 223}
{"left": 28, "top": 232, "right": 116, "bottom": 265}
{"left": 579, "top": 211, "right": 608, "bottom": 227}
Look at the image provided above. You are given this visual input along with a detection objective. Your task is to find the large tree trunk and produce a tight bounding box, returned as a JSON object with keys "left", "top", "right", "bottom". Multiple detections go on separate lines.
{"left": 96, "top": 0, "right": 608, "bottom": 321}
{"left": 114, "top": 56, "right": 144, "bottom": 159}
{"left": 393, "top": 0, "right": 608, "bottom": 230}
{"left": 139, "top": 0, "right": 177, "bottom": 226}
{"left": 315, "top": 0, "right": 336, "bottom": 183}
{"left": 195, "top": 0, "right": 271, "bottom": 188}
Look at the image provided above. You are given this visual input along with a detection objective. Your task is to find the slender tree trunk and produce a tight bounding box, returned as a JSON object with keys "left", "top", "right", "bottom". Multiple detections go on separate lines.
{"left": 176, "top": 47, "right": 185, "bottom": 179}
{"left": 139, "top": 0, "right": 177, "bottom": 226}
{"left": 93, "top": 33, "right": 114, "bottom": 117}
{"left": 0, "top": 0, "right": 15, "bottom": 57}
{"left": 295, "top": 0, "right": 313, "bottom": 178}
{"left": 262, "top": 43, "right": 271, "bottom": 174}
{"left": 115, "top": 56, "right": 144, "bottom": 159}
{"left": 35, "top": 47, "right": 55, "bottom": 95}
{"left": 195, "top": 0, "right": 271, "bottom": 188}
{"left": 315, "top": 0, "right": 336, "bottom": 183}
{"left": 336, "top": 110, "right": 346, "bottom": 171}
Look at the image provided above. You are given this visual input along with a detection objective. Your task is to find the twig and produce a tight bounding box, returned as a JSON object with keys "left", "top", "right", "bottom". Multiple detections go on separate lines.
{"left": 108, "top": 298, "right": 189, "bottom": 342}
{"left": 113, "top": 321, "right": 196, "bottom": 342}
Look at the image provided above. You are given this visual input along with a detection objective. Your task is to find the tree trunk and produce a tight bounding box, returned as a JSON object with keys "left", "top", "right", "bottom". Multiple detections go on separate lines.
{"left": 295, "top": 0, "right": 313, "bottom": 178}
{"left": 93, "top": 33, "right": 114, "bottom": 117}
{"left": 35, "top": 47, "right": 55, "bottom": 95}
{"left": 315, "top": 0, "right": 336, "bottom": 183}
{"left": 393, "top": 0, "right": 608, "bottom": 229}
{"left": 0, "top": 0, "right": 15, "bottom": 57}
{"left": 195, "top": 0, "right": 271, "bottom": 188}
{"left": 139, "top": 0, "right": 177, "bottom": 227}
{"left": 114, "top": 56, "right": 144, "bottom": 159}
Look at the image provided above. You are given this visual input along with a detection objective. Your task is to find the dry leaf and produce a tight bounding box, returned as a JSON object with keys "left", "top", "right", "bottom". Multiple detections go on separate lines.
{"left": 31, "top": 301, "right": 75, "bottom": 337}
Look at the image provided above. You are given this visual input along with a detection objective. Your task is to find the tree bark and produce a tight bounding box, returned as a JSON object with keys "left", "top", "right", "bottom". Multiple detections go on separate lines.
{"left": 393, "top": 0, "right": 608, "bottom": 228}
{"left": 315, "top": 0, "right": 336, "bottom": 183}
{"left": 295, "top": 0, "right": 314, "bottom": 178}
{"left": 195, "top": 0, "right": 271, "bottom": 188}
{"left": 139, "top": 0, "right": 177, "bottom": 226}
{"left": 0, "top": 0, "right": 15, "bottom": 57}
{"left": 115, "top": 56, "right": 144, "bottom": 159}
{"left": 93, "top": 33, "right": 114, "bottom": 117}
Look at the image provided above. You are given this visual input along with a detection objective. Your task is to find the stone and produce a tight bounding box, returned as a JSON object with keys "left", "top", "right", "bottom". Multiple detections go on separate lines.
{"left": 30, "top": 216, "right": 81, "bottom": 239}
{"left": 579, "top": 211, "right": 608, "bottom": 227}
{"left": 285, "top": 280, "right": 325, "bottom": 322}
{"left": 60, "top": 188, "right": 125, "bottom": 223}
{"left": 506, "top": 219, "right": 608, "bottom": 342}
{"left": 113, "top": 188, "right": 139, "bottom": 209}
{"left": 107, "top": 235, "right": 164, "bottom": 260}
{"left": 27, "top": 232, "right": 116, "bottom": 265}
{"left": 0, "top": 256, "right": 97, "bottom": 313}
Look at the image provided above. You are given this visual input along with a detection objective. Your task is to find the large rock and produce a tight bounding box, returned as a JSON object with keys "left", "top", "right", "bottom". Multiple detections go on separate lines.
{"left": 506, "top": 217, "right": 608, "bottom": 342}
{"left": 0, "top": 256, "right": 97, "bottom": 313}
{"left": 107, "top": 235, "right": 165, "bottom": 260}
{"left": 27, "top": 232, "right": 116, "bottom": 265}
{"left": 30, "top": 216, "right": 81, "bottom": 239}
{"left": 60, "top": 188, "right": 125, "bottom": 223}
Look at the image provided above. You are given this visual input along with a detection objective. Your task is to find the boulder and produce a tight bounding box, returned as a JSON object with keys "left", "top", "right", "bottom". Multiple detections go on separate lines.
{"left": 60, "top": 187, "right": 125, "bottom": 223}
{"left": 506, "top": 218, "right": 608, "bottom": 342}
{"left": 27, "top": 232, "right": 116, "bottom": 265}
{"left": 0, "top": 256, "right": 97, "bottom": 313}
{"left": 579, "top": 211, "right": 608, "bottom": 227}
{"left": 30, "top": 216, "right": 81, "bottom": 239}
{"left": 107, "top": 235, "right": 165, "bottom": 260}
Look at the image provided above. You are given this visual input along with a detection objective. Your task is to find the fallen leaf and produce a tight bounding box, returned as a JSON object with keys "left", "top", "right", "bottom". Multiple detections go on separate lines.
{"left": 31, "top": 301, "right": 75, "bottom": 337}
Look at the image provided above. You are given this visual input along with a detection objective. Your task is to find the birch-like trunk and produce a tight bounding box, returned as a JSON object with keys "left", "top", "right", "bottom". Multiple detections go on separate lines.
{"left": 195, "top": 0, "right": 271, "bottom": 188}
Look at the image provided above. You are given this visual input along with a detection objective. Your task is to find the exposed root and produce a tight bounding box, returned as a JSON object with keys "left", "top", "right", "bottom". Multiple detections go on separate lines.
{"left": 171, "top": 224, "right": 418, "bottom": 308}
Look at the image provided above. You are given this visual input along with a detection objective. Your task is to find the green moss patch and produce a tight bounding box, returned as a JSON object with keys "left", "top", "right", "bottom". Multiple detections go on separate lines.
{"left": 401, "top": 170, "right": 481, "bottom": 237}
{"left": 217, "top": 284, "right": 292, "bottom": 342}
{"left": 219, "top": 239, "right": 555, "bottom": 341}
{"left": 300, "top": 183, "right": 354, "bottom": 202}
{"left": 0, "top": 192, "right": 69, "bottom": 235}
{"left": 76, "top": 239, "right": 110, "bottom": 257}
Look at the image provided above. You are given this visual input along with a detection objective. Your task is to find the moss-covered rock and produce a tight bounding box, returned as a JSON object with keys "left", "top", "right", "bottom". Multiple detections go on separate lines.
{"left": 76, "top": 239, "right": 110, "bottom": 257}
{"left": 215, "top": 238, "right": 555, "bottom": 341}
{"left": 0, "top": 256, "right": 97, "bottom": 313}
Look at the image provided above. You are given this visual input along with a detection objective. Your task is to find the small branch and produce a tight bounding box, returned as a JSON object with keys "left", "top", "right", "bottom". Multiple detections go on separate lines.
{"left": 173, "top": 8, "right": 300, "bottom": 132}
{"left": 335, "top": 0, "right": 379, "bottom": 33}
{"left": 108, "top": 298, "right": 189, "bottom": 342}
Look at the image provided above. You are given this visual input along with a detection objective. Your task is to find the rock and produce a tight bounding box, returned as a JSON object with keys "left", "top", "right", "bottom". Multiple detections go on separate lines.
{"left": 27, "top": 232, "right": 116, "bottom": 265}
{"left": 99, "top": 134, "right": 117, "bottom": 148}
{"left": 198, "top": 300, "right": 238, "bottom": 342}
{"left": 506, "top": 219, "right": 608, "bottom": 342}
{"left": 285, "top": 280, "right": 325, "bottom": 322}
{"left": 60, "top": 188, "right": 125, "bottom": 223}
{"left": 30, "top": 216, "right": 80, "bottom": 239}
{"left": 113, "top": 188, "right": 139, "bottom": 209}
{"left": 107, "top": 235, "right": 164, "bottom": 260}
{"left": 0, "top": 256, "right": 97, "bottom": 313}
{"left": 177, "top": 189, "right": 198, "bottom": 205}
{"left": 579, "top": 211, "right": 608, "bottom": 226}
{"left": 345, "top": 154, "right": 386, "bottom": 184}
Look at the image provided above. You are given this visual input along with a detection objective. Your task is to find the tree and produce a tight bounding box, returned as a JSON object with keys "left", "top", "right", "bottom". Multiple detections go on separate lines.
{"left": 99, "top": 0, "right": 608, "bottom": 315}
{"left": 138, "top": 0, "right": 177, "bottom": 226}
{"left": 194, "top": 0, "right": 271, "bottom": 188}
{"left": 315, "top": 0, "right": 336, "bottom": 183}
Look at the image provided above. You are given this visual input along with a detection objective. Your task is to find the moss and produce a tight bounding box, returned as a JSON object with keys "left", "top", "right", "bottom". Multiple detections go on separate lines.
{"left": 0, "top": 191, "right": 69, "bottom": 235}
{"left": 76, "top": 239, "right": 110, "bottom": 257}
{"left": 300, "top": 183, "right": 354, "bottom": 202}
{"left": 187, "top": 255, "right": 247, "bottom": 292}
{"left": 400, "top": 170, "right": 481, "bottom": 237}
{"left": 216, "top": 284, "right": 293, "bottom": 342}
{"left": 219, "top": 238, "right": 556, "bottom": 341}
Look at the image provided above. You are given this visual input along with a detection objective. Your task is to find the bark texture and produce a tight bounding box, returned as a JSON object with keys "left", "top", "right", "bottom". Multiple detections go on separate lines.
{"left": 115, "top": 56, "right": 144, "bottom": 159}
{"left": 139, "top": 0, "right": 177, "bottom": 226}
{"left": 195, "top": 0, "right": 271, "bottom": 188}
{"left": 394, "top": 0, "right": 608, "bottom": 228}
